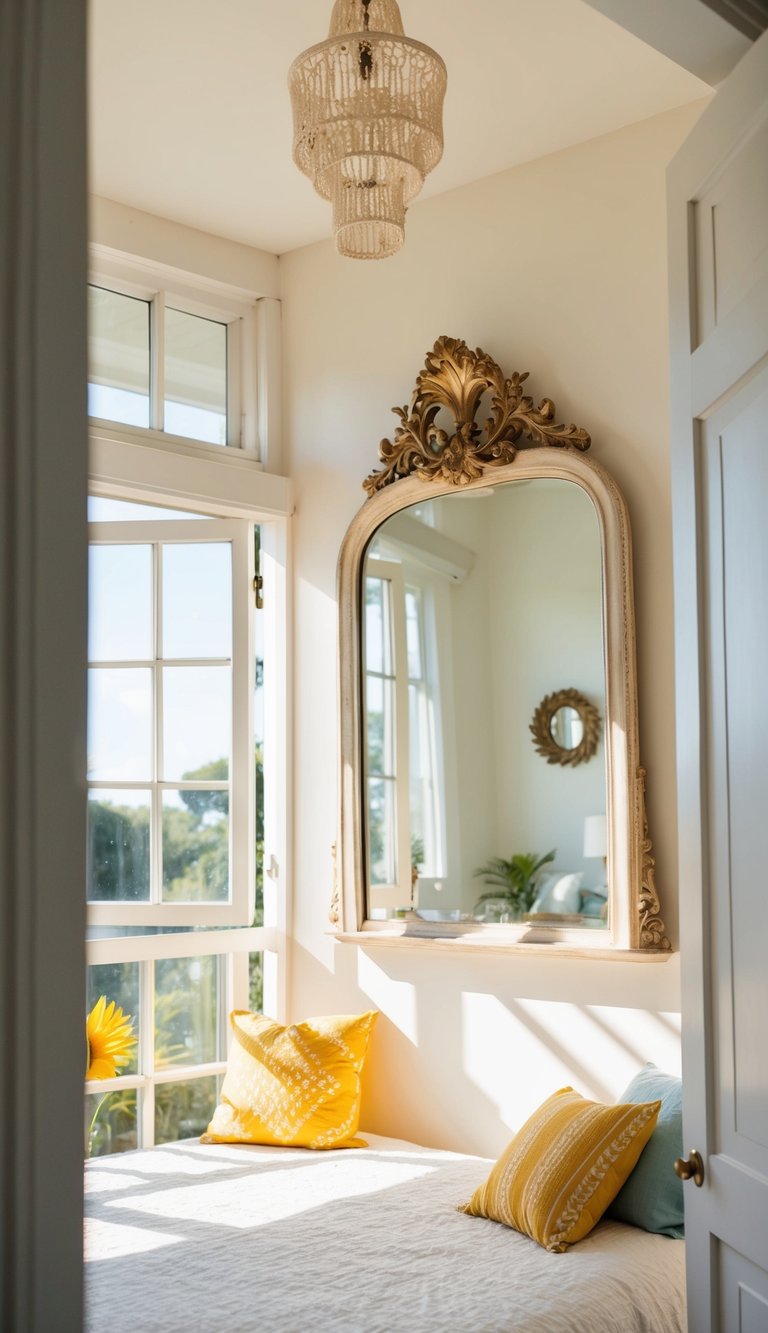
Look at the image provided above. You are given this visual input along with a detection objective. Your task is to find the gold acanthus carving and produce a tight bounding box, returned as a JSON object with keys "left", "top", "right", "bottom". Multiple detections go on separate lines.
{"left": 637, "top": 769, "right": 670, "bottom": 951}
{"left": 329, "top": 842, "right": 340, "bottom": 930}
{"left": 363, "top": 336, "right": 591, "bottom": 496}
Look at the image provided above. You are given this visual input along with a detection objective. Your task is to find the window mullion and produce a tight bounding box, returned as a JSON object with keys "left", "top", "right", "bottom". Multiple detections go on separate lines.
{"left": 230, "top": 523, "right": 255, "bottom": 923}
{"left": 150, "top": 293, "right": 165, "bottom": 432}
{"left": 140, "top": 959, "right": 155, "bottom": 1149}
{"left": 153, "top": 540, "right": 164, "bottom": 906}
{"left": 390, "top": 569, "right": 412, "bottom": 906}
{"left": 226, "top": 318, "right": 241, "bottom": 448}
{"left": 230, "top": 951, "right": 248, "bottom": 1014}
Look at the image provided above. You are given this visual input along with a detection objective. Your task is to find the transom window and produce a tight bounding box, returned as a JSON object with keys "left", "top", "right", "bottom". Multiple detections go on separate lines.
{"left": 88, "top": 279, "right": 249, "bottom": 449}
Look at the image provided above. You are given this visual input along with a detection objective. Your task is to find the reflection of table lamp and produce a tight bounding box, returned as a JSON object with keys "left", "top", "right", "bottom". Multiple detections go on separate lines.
{"left": 583, "top": 814, "right": 608, "bottom": 892}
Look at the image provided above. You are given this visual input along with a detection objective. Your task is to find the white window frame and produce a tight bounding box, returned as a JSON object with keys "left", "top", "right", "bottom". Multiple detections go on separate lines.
{"left": 85, "top": 929, "right": 266, "bottom": 1152}
{"left": 403, "top": 573, "right": 446, "bottom": 886}
{"left": 364, "top": 557, "right": 412, "bottom": 910}
{"left": 88, "top": 251, "right": 261, "bottom": 455}
{"left": 365, "top": 554, "right": 455, "bottom": 912}
{"left": 87, "top": 515, "right": 254, "bottom": 928}
{"left": 85, "top": 489, "right": 289, "bottom": 1147}
{"left": 85, "top": 251, "right": 291, "bottom": 1152}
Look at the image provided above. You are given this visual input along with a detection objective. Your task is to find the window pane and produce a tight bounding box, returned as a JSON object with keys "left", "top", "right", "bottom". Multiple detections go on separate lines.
{"left": 365, "top": 576, "right": 393, "bottom": 675}
{"left": 154, "top": 956, "right": 218, "bottom": 1069}
{"left": 88, "top": 668, "right": 152, "bottom": 781}
{"left": 85, "top": 1089, "right": 138, "bottom": 1158}
{"left": 162, "top": 789, "right": 229, "bottom": 902}
{"left": 162, "top": 666, "right": 231, "bottom": 780}
{"left": 368, "top": 777, "right": 396, "bottom": 886}
{"left": 249, "top": 952, "right": 263, "bottom": 1013}
{"left": 88, "top": 286, "right": 150, "bottom": 428}
{"left": 87, "top": 789, "right": 150, "bottom": 902}
{"left": 254, "top": 527, "right": 264, "bottom": 929}
{"left": 155, "top": 1075, "right": 219, "bottom": 1145}
{"left": 366, "top": 675, "right": 395, "bottom": 777}
{"left": 162, "top": 543, "right": 232, "bottom": 660}
{"left": 89, "top": 544, "right": 153, "bottom": 661}
{"left": 164, "top": 308, "right": 227, "bottom": 446}
{"left": 405, "top": 588, "right": 423, "bottom": 680}
{"left": 86, "top": 961, "right": 140, "bottom": 1077}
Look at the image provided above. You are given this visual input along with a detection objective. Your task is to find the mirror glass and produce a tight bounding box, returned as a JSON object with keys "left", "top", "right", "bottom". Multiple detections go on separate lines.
{"left": 362, "top": 477, "right": 608, "bottom": 930}
{"left": 550, "top": 707, "right": 583, "bottom": 749}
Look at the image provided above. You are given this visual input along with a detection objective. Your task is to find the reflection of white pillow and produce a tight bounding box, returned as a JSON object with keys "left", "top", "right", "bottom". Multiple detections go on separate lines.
{"left": 530, "top": 872, "right": 584, "bottom": 915}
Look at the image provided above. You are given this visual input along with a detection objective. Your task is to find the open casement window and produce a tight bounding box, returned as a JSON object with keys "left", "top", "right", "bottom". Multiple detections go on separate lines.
{"left": 85, "top": 494, "right": 284, "bottom": 1156}
{"left": 87, "top": 505, "right": 255, "bottom": 927}
{"left": 364, "top": 557, "right": 445, "bottom": 911}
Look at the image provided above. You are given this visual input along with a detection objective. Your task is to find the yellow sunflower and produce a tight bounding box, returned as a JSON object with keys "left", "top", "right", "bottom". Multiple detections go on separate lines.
{"left": 86, "top": 996, "right": 136, "bottom": 1081}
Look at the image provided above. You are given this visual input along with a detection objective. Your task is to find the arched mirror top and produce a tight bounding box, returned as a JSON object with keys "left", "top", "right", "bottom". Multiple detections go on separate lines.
{"left": 335, "top": 337, "right": 670, "bottom": 957}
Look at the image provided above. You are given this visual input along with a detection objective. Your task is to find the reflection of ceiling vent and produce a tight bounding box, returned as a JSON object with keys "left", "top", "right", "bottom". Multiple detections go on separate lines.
{"left": 375, "top": 513, "right": 475, "bottom": 582}
{"left": 699, "top": 0, "right": 768, "bottom": 39}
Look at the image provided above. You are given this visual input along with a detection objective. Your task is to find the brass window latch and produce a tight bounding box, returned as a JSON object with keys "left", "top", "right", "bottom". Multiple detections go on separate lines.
{"left": 253, "top": 574, "right": 264, "bottom": 609}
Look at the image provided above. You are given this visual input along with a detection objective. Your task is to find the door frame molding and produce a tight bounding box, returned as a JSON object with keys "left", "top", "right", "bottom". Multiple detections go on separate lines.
{"left": 0, "top": 2, "right": 88, "bottom": 1327}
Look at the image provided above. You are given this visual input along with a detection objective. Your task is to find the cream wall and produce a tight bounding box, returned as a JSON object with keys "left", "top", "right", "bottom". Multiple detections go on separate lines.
{"left": 486, "top": 482, "right": 606, "bottom": 895}
{"left": 281, "top": 103, "right": 704, "bottom": 1155}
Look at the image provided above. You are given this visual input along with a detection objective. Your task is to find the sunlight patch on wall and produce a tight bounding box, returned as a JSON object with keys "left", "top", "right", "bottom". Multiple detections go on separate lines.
{"left": 460, "top": 992, "right": 681, "bottom": 1129}
{"left": 357, "top": 952, "right": 418, "bottom": 1045}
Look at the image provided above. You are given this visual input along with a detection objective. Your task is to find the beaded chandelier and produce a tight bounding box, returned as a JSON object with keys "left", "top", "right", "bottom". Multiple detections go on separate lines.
{"left": 289, "top": 0, "right": 447, "bottom": 260}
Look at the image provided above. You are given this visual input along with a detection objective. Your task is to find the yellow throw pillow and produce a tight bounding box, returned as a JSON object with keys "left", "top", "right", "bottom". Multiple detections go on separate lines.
{"left": 459, "top": 1086, "right": 661, "bottom": 1252}
{"left": 202, "top": 1009, "right": 378, "bottom": 1150}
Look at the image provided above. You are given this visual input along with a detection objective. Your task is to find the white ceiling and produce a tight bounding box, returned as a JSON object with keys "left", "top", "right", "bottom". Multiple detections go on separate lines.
{"left": 88, "top": 0, "right": 711, "bottom": 257}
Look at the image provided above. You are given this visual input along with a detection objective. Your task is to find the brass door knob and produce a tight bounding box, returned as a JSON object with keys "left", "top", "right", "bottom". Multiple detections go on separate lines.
{"left": 674, "top": 1148, "right": 705, "bottom": 1187}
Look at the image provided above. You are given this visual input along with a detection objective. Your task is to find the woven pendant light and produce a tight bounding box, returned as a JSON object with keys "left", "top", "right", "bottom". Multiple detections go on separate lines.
{"left": 289, "top": 0, "right": 447, "bottom": 260}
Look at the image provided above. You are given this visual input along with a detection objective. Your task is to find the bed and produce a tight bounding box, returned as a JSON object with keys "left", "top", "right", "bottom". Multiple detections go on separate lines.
{"left": 85, "top": 1133, "right": 685, "bottom": 1332}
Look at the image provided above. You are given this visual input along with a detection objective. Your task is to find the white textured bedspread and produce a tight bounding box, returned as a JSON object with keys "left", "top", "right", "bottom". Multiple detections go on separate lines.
{"left": 85, "top": 1133, "right": 685, "bottom": 1333}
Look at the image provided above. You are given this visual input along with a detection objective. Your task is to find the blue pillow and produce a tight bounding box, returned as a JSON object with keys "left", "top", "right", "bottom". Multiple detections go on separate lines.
{"left": 607, "top": 1063, "right": 684, "bottom": 1238}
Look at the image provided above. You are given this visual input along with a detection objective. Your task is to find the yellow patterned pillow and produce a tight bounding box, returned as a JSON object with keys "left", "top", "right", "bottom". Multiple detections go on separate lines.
{"left": 202, "top": 1009, "right": 378, "bottom": 1150}
{"left": 459, "top": 1087, "right": 661, "bottom": 1252}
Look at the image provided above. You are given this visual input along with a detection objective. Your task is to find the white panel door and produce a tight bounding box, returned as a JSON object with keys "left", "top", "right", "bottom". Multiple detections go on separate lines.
{"left": 669, "top": 28, "right": 768, "bottom": 1333}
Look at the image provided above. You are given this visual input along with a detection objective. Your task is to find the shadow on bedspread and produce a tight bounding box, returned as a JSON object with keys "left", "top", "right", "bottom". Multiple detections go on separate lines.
{"left": 85, "top": 1139, "right": 685, "bottom": 1333}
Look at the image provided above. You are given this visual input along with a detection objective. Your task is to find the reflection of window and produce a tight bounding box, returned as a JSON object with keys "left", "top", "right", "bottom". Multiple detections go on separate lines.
{"left": 365, "top": 558, "right": 444, "bottom": 910}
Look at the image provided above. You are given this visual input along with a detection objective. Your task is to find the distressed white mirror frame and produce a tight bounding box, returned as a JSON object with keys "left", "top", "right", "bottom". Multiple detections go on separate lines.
{"left": 333, "top": 338, "right": 670, "bottom": 956}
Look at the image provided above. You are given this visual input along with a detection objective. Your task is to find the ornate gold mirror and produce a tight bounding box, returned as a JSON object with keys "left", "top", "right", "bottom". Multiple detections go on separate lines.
{"left": 335, "top": 338, "right": 669, "bottom": 953}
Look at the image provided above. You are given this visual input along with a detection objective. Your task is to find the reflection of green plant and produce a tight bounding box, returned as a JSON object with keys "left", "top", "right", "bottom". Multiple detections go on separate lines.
{"left": 88, "top": 745, "right": 264, "bottom": 906}
{"left": 473, "top": 850, "right": 556, "bottom": 916}
{"left": 249, "top": 954, "right": 263, "bottom": 1012}
{"left": 411, "top": 837, "right": 425, "bottom": 871}
{"left": 155, "top": 1076, "right": 217, "bottom": 1144}
{"left": 86, "top": 1087, "right": 137, "bottom": 1158}
{"left": 87, "top": 803, "right": 149, "bottom": 901}
{"left": 155, "top": 957, "right": 216, "bottom": 1070}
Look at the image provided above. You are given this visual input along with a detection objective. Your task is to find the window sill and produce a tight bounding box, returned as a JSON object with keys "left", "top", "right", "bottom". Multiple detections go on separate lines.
{"left": 333, "top": 927, "right": 675, "bottom": 961}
